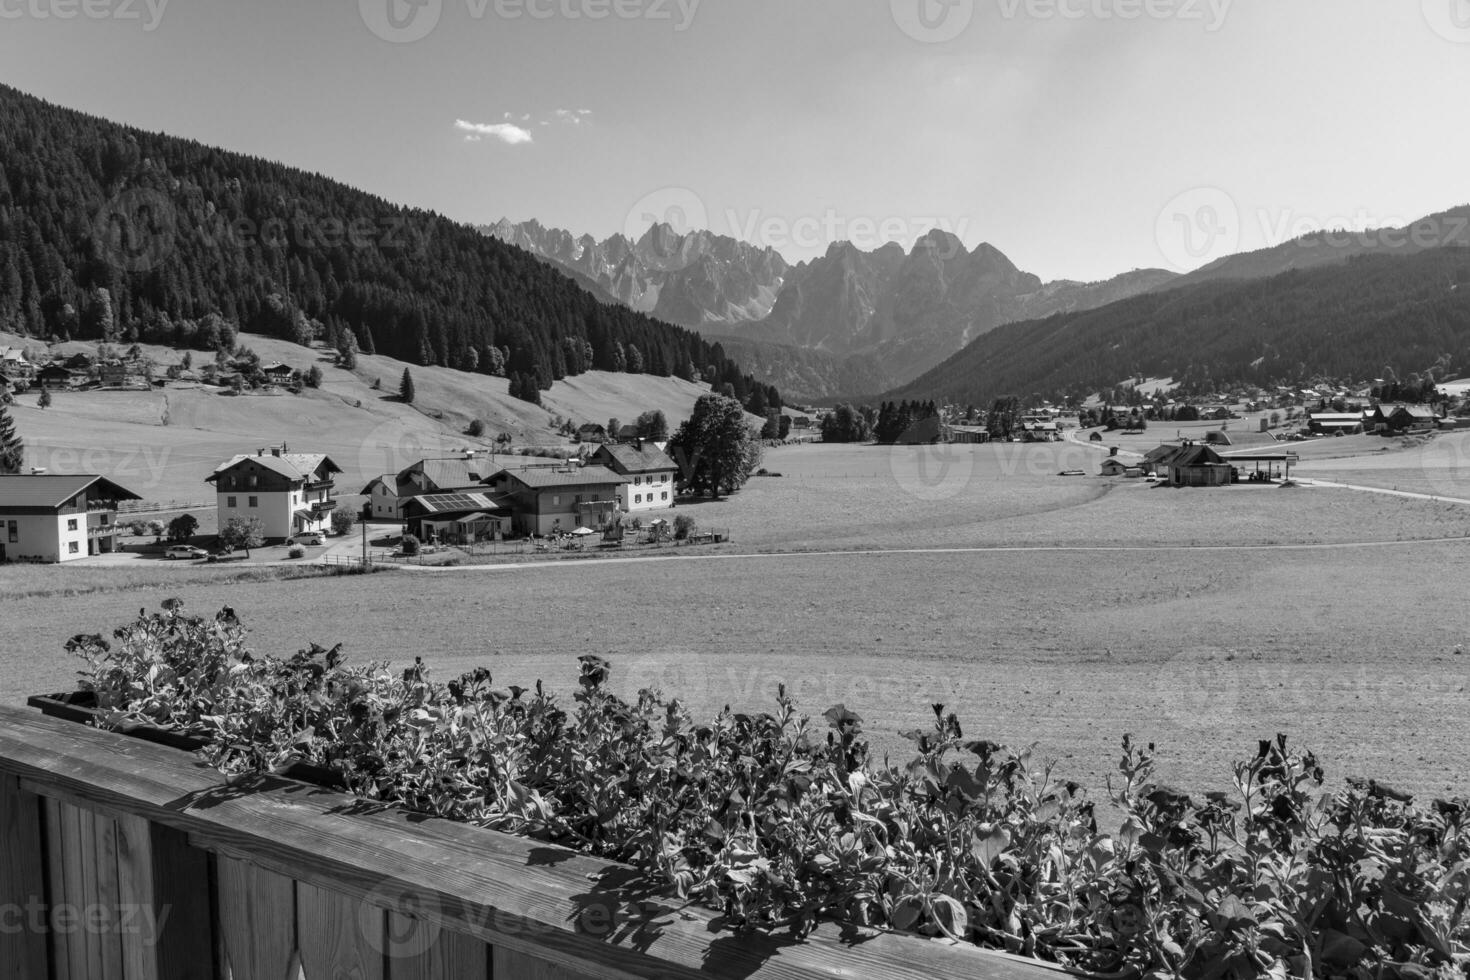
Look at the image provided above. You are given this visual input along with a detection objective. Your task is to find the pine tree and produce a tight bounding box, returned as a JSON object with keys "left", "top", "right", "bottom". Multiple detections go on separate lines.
{"left": 0, "top": 401, "right": 23, "bottom": 473}
{"left": 400, "top": 368, "right": 415, "bottom": 404}
{"left": 37, "top": 388, "right": 52, "bottom": 409}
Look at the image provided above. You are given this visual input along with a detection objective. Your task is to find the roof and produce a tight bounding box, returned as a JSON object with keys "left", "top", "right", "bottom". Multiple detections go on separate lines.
{"left": 208, "top": 452, "right": 341, "bottom": 483}
{"left": 1169, "top": 444, "right": 1227, "bottom": 468}
{"left": 1142, "top": 445, "right": 1184, "bottom": 465}
{"left": 491, "top": 465, "right": 627, "bottom": 490}
{"left": 360, "top": 474, "right": 396, "bottom": 495}
{"left": 594, "top": 443, "right": 678, "bottom": 475}
{"left": 0, "top": 474, "right": 142, "bottom": 508}
{"left": 1391, "top": 404, "right": 1437, "bottom": 419}
{"left": 400, "top": 457, "right": 499, "bottom": 493}
{"left": 401, "top": 492, "right": 512, "bottom": 516}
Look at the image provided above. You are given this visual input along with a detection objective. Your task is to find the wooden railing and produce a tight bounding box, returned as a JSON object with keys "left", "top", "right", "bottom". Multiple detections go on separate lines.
{"left": 0, "top": 705, "right": 1073, "bottom": 980}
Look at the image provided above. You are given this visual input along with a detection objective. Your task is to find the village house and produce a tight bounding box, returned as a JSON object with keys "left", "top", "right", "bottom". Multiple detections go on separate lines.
{"left": 1099, "top": 457, "right": 1130, "bottom": 477}
{"left": 589, "top": 441, "right": 679, "bottom": 512}
{"left": 0, "top": 347, "right": 34, "bottom": 379}
{"left": 1307, "top": 412, "right": 1366, "bottom": 435}
{"left": 396, "top": 454, "right": 502, "bottom": 498}
{"left": 35, "top": 364, "right": 89, "bottom": 390}
{"left": 206, "top": 444, "right": 342, "bottom": 542}
{"left": 0, "top": 474, "right": 141, "bottom": 563}
{"left": 99, "top": 358, "right": 148, "bottom": 387}
{"left": 359, "top": 475, "right": 402, "bottom": 521}
{"left": 1163, "top": 443, "right": 1232, "bottom": 487}
{"left": 484, "top": 464, "right": 626, "bottom": 537}
{"left": 575, "top": 423, "right": 607, "bottom": 443}
{"left": 400, "top": 491, "right": 513, "bottom": 544}
{"left": 260, "top": 363, "right": 294, "bottom": 385}
{"left": 613, "top": 424, "right": 642, "bottom": 444}
{"left": 1140, "top": 444, "right": 1184, "bottom": 476}
{"left": 1369, "top": 404, "right": 1439, "bottom": 433}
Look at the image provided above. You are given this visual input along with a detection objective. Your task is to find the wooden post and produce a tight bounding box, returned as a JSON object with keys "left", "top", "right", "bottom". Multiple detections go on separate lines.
{"left": 0, "top": 774, "right": 48, "bottom": 980}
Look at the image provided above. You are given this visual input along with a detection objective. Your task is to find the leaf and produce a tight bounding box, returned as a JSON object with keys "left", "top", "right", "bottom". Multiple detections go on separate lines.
{"left": 890, "top": 895, "right": 923, "bottom": 932}
{"left": 1319, "top": 928, "right": 1368, "bottom": 968}
{"left": 971, "top": 825, "right": 1011, "bottom": 866}
{"left": 1217, "top": 894, "right": 1255, "bottom": 931}
{"left": 930, "top": 894, "right": 969, "bottom": 940}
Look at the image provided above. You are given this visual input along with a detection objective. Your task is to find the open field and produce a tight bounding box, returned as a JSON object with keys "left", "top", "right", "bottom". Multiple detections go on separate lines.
{"left": 4, "top": 424, "right": 1470, "bottom": 808}
{"left": 2, "top": 330, "right": 731, "bottom": 504}
{"left": 2, "top": 543, "right": 1466, "bottom": 804}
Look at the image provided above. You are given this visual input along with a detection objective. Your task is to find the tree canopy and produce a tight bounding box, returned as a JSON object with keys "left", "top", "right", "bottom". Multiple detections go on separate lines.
{"left": 668, "top": 394, "right": 761, "bottom": 499}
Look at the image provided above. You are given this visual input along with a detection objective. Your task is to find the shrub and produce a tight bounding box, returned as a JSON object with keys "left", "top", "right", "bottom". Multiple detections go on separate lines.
{"left": 65, "top": 603, "right": 1470, "bottom": 980}
{"left": 467, "top": 418, "right": 486, "bottom": 438}
{"left": 673, "top": 514, "right": 695, "bottom": 540}
{"left": 166, "top": 513, "right": 199, "bottom": 543}
{"left": 147, "top": 520, "right": 166, "bottom": 538}
{"left": 400, "top": 534, "right": 420, "bottom": 556}
{"left": 329, "top": 505, "right": 355, "bottom": 536}
{"left": 128, "top": 520, "right": 148, "bottom": 537}
{"left": 287, "top": 544, "right": 305, "bottom": 559}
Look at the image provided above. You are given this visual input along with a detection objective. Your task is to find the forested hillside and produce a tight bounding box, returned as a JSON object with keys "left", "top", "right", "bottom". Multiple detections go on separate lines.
{"left": 0, "top": 84, "right": 777, "bottom": 406}
{"left": 887, "top": 246, "right": 1470, "bottom": 405}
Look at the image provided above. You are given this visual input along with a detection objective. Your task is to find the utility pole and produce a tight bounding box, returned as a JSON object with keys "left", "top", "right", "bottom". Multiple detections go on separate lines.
{"left": 361, "top": 516, "right": 367, "bottom": 567}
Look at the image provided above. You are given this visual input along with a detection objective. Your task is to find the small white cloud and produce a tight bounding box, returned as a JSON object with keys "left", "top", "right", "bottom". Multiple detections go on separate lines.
{"left": 455, "top": 119, "right": 534, "bottom": 145}
{"left": 552, "top": 108, "right": 590, "bottom": 125}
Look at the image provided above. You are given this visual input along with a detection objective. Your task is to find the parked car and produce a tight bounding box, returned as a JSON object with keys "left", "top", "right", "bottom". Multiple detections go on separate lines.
{"left": 165, "top": 545, "right": 208, "bottom": 560}
{"left": 289, "top": 533, "right": 325, "bottom": 546}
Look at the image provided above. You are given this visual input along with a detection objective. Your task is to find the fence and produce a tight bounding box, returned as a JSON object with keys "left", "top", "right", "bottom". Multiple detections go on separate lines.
{"left": 0, "top": 706, "right": 1068, "bottom": 980}
{"left": 116, "top": 500, "right": 211, "bottom": 516}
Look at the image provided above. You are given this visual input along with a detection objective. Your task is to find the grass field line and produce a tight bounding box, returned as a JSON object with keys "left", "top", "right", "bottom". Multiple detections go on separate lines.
{"left": 1292, "top": 478, "right": 1470, "bottom": 506}
{"left": 390, "top": 533, "right": 1470, "bottom": 575}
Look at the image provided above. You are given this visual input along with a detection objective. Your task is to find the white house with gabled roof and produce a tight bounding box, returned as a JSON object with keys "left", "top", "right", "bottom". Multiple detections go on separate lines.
{"left": 206, "top": 444, "right": 342, "bottom": 542}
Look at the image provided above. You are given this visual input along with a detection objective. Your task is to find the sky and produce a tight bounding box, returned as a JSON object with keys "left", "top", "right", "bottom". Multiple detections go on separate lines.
{"left": 1, "top": 0, "right": 1468, "bottom": 281}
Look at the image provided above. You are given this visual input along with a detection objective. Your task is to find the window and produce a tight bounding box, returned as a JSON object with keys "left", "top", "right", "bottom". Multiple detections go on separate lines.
{"left": 634, "top": 494, "right": 642, "bottom": 504}
{"left": 552, "top": 495, "right": 560, "bottom": 506}
{"left": 249, "top": 474, "right": 257, "bottom": 488}
{"left": 68, "top": 542, "right": 79, "bottom": 554}
{"left": 7, "top": 521, "right": 16, "bottom": 543}
{"left": 67, "top": 519, "right": 78, "bottom": 531}
{"left": 634, "top": 476, "right": 642, "bottom": 486}
{"left": 248, "top": 496, "right": 258, "bottom": 508}
{"left": 227, "top": 496, "right": 237, "bottom": 508}
{"left": 661, "top": 492, "right": 669, "bottom": 501}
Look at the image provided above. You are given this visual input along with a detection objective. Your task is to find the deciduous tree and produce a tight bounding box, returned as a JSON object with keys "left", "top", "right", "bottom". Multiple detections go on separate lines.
{"left": 667, "top": 394, "right": 760, "bottom": 499}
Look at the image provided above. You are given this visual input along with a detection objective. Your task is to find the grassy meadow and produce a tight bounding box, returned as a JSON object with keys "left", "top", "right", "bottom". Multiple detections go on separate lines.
{"left": 4, "top": 439, "right": 1470, "bottom": 805}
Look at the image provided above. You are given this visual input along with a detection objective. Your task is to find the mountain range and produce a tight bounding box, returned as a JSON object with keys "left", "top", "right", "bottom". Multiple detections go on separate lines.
{"left": 485, "top": 220, "right": 1178, "bottom": 400}
{"left": 883, "top": 211, "right": 1470, "bottom": 407}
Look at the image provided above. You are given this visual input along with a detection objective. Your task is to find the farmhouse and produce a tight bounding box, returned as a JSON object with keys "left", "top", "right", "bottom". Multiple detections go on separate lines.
{"left": 401, "top": 491, "right": 513, "bottom": 544}
{"left": 359, "top": 475, "right": 401, "bottom": 520}
{"left": 1163, "top": 443, "right": 1232, "bottom": 487}
{"left": 945, "top": 425, "right": 990, "bottom": 444}
{"left": 36, "top": 364, "right": 89, "bottom": 390}
{"left": 484, "top": 464, "right": 626, "bottom": 536}
{"left": 260, "top": 363, "right": 294, "bottom": 384}
{"left": 206, "top": 444, "right": 342, "bottom": 542}
{"left": 1140, "top": 445, "right": 1184, "bottom": 476}
{"left": 396, "top": 454, "right": 502, "bottom": 498}
{"left": 614, "top": 424, "right": 642, "bottom": 444}
{"left": 576, "top": 423, "right": 607, "bottom": 443}
{"left": 0, "top": 474, "right": 141, "bottom": 563}
{"left": 1099, "top": 457, "right": 1130, "bottom": 477}
{"left": 589, "top": 441, "right": 678, "bottom": 512}
{"left": 0, "top": 347, "right": 34, "bottom": 378}
{"left": 1307, "top": 412, "right": 1365, "bottom": 435}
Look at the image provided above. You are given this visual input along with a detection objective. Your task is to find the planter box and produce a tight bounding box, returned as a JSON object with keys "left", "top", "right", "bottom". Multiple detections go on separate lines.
{"left": 0, "top": 702, "right": 1073, "bottom": 980}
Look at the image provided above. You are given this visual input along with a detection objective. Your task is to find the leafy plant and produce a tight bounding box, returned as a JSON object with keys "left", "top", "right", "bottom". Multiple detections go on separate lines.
{"left": 66, "top": 603, "right": 1470, "bottom": 979}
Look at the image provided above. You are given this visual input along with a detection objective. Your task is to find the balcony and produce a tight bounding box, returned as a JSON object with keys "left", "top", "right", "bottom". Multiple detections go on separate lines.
{"left": 309, "top": 498, "right": 337, "bottom": 514}
{"left": 303, "top": 479, "right": 336, "bottom": 492}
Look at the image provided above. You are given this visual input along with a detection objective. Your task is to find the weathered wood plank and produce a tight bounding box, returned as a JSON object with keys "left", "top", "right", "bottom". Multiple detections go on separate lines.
{"left": 42, "top": 797, "right": 71, "bottom": 980}
{"left": 64, "top": 803, "right": 95, "bottom": 979}
{"left": 0, "top": 706, "right": 1071, "bottom": 980}
{"left": 296, "top": 880, "right": 383, "bottom": 980}
{"left": 93, "top": 809, "right": 126, "bottom": 980}
{"left": 114, "top": 813, "right": 160, "bottom": 980}
{"left": 147, "top": 823, "right": 215, "bottom": 980}
{"left": 0, "top": 774, "right": 49, "bottom": 980}
{"left": 216, "top": 856, "right": 297, "bottom": 980}
{"left": 385, "top": 919, "right": 488, "bottom": 980}
{"left": 494, "top": 947, "right": 602, "bottom": 980}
